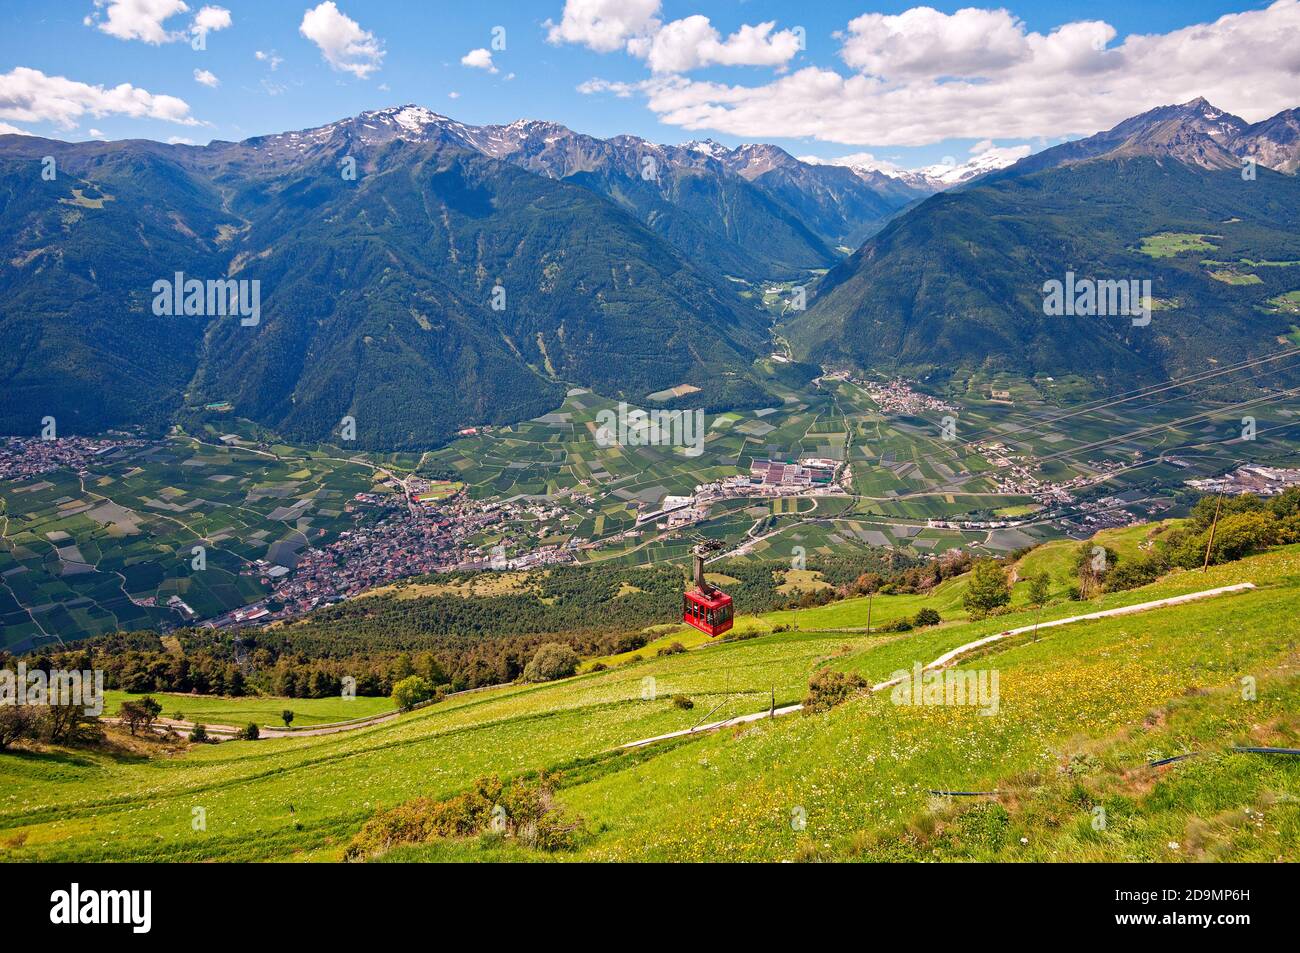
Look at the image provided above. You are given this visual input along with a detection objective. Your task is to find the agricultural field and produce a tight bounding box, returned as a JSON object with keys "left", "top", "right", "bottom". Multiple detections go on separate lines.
{"left": 5, "top": 354, "right": 1300, "bottom": 648}
{"left": 3, "top": 536, "right": 1298, "bottom": 863}
{"left": 0, "top": 433, "right": 382, "bottom": 651}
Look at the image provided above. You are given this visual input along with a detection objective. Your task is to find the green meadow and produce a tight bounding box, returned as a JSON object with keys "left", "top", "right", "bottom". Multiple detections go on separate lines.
{"left": 2, "top": 535, "right": 1297, "bottom": 862}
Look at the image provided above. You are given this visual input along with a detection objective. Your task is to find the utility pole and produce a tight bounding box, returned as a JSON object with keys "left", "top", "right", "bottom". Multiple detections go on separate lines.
{"left": 1202, "top": 494, "right": 1224, "bottom": 573}
{"left": 866, "top": 588, "right": 874, "bottom": 635}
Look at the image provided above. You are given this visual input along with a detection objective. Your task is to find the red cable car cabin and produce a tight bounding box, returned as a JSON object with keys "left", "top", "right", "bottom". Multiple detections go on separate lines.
{"left": 683, "top": 548, "right": 733, "bottom": 637}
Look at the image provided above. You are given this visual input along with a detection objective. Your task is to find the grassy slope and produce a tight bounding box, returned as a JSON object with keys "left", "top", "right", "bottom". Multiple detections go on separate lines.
{"left": 100, "top": 691, "right": 395, "bottom": 728}
{"left": 1, "top": 537, "right": 1296, "bottom": 863}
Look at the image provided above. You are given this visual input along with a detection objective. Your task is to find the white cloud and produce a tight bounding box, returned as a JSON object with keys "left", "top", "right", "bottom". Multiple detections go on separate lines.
{"left": 255, "top": 50, "right": 284, "bottom": 70}
{"left": 448, "top": 91, "right": 461, "bottom": 100}
{"left": 0, "top": 66, "right": 198, "bottom": 128}
{"left": 0, "top": 121, "right": 30, "bottom": 136}
{"left": 643, "top": 17, "right": 802, "bottom": 73}
{"left": 606, "top": 1, "right": 1300, "bottom": 147}
{"left": 167, "top": 135, "right": 195, "bottom": 145}
{"left": 299, "top": 2, "right": 384, "bottom": 79}
{"left": 193, "top": 68, "right": 219, "bottom": 87}
{"left": 461, "top": 48, "right": 498, "bottom": 73}
{"left": 87, "top": 1, "right": 231, "bottom": 45}
{"left": 545, "top": 0, "right": 661, "bottom": 53}
{"left": 577, "top": 78, "right": 640, "bottom": 98}
{"left": 88, "top": 127, "right": 105, "bottom": 137}
{"left": 548, "top": 2, "right": 801, "bottom": 73}
{"left": 839, "top": 7, "right": 1034, "bottom": 78}
{"left": 192, "top": 5, "right": 231, "bottom": 34}
{"left": 798, "top": 150, "right": 904, "bottom": 175}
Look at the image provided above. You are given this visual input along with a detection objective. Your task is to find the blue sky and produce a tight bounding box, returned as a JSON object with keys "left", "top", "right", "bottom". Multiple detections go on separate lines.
{"left": 1, "top": 1, "right": 1295, "bottom": 173}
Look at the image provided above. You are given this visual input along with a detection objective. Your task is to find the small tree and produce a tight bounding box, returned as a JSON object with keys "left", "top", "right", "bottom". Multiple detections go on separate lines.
{"left": 189, "top": 724, "right": 209, "bottom": 743}
{"left": 1027, "top": 571, "right": 1050, "bottom": 608}
{"left": 963, "top": 559, "right": 1011, "bottom": 617}
{"left": 118, "top": 696, "right": 163, "bottom": 736}
{"left": 281, "top": 709, "right": 295, "bottom": 727}
{"left": 391, "top": 675, "right": 434, "bottom": 711}
{"left": 238, "top": 722, "right": 260, "bottom": 741}
{"left": 522, "top": 643, "right": 580, "bottom": 683}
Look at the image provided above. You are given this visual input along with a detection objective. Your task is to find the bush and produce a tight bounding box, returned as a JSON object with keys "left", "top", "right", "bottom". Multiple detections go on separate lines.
{"left": 238, "top": 722, "right": 260, "bottom": 741}
{"left": 913, "top": 608, "right": 941, "bottom": 627}
{"left": 881, "top": 618, "right": 913, "bottom": 633}
{"left": 657, "top": 642, "right": 687, "bottom": 657}
{"left": 189, "top": 724, "right": 209, "bottom": 743}
{"left": 344, "top": 775, "right": 584, "bottom": 860}
{"left": 601, "top": 632, "right": 647, "bottom": 654}
{"left": 589, "top": 662, "right": 608, "bottom": 672}
{"left": 1103, "top": 553, "right": 1168, "bottom": 592}
{"left": 391, "top": 675, "right": 434, "bottom": 710}
{"left": 672, "top": 694, "right": 694, "bottom": 710}
{"left": 1166, "top": 511, "right": 1276, "bottom": 569}
{"left": 802, "top": 668, "right": 870, "bottom": 715}
{"left": 281, "top": 709, "right": 295, "bottom": 727}
{"left": 522, "top": 643, "right": 580, "bottom": 683}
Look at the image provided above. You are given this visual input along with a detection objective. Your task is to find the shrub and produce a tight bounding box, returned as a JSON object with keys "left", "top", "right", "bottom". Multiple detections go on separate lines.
{"left": 602, "top": 632, "right": 647, "bottom": 654}
{"left": 344, "top": 775, "right": 583, "bottom": 860}
{"left": 522, "top": 643, "right": 580, "bottom": 683}
{"left": 391, "top": 675, "right": 434, "bottom": 710}
{"left": 913, "top": 608, "right": 941, "bottom": 627}
{"left": 1103, "top": 553, "right": 1168, "bottom": 592}
{"left": 803, "top": 668, "right": 870, "bottom": 715}
{"left": 281, "top": 710, "right": 295, "bottom": 727}
{"left": 1165, "top": 511, "right": 1276, "bottom": 569}
{"left": 238, "top": 722, "right": 260, "bottom": 741}
{"left": 881, "top": 618, "right": 913, "bottom": 633}
{"left": 589, "top": 662, "right": 608, "bottom": 672}
{"left": 672, "top": 694, "right": 694, "bottom": 710}
{"left": 657, "top": 642, "right": 687, "bottom": 657}
{"left": 189, "top": 724, "right": 209, "bottom": 743}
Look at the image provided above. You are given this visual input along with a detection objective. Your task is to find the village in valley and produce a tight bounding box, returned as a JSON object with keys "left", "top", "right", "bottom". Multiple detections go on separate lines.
{"left": 3, "top": 366, "right": 1297, "bottom": 646}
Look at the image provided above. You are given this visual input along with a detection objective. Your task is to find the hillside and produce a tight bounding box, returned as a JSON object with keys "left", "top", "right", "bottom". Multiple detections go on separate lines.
{"left": 0, "top": 119, "right": 770, "bottom": 447}
{"left": 3, "top": 529, "right": 1296, "bottom": 862}
{"left": 786, "top": 156, "right": 1300, "bottom": 389}
{"left": 785, "top": 99, "right": 1300, "bottom": 391}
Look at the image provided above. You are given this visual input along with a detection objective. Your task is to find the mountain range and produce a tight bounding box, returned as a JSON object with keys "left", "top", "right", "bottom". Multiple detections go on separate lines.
{"left": 786, "top": 98, "right": 1300, "bottom": 391}
{"left": 1, "top": 98, "right": 1298, "bottom": 448}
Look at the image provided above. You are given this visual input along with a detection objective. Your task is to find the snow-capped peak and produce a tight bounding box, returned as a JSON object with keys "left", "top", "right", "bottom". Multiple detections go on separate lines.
{"left": 803, "top": 145, "right": 1029, "bottom": 192}
{"left": 363, "top": 105, "right": 449, "bottom": 131}
{"left": 685, "top": 139, "right": 732, "bottom": 160}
